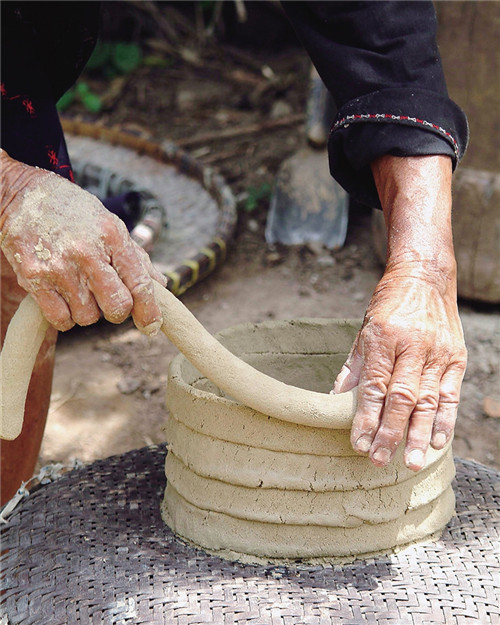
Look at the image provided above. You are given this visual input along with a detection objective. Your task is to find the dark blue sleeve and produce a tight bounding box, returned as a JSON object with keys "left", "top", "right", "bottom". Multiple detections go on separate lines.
{"left": 282, "top": 1, "right": 469, "bottom": 208}
{"left": 1, "top": 2, "right": 99, "bottom": 179}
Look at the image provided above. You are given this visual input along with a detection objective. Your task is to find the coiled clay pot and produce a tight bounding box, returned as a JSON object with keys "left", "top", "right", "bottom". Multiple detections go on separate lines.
{"left": 162, "top": 319, "right": 455, "bottom": 564}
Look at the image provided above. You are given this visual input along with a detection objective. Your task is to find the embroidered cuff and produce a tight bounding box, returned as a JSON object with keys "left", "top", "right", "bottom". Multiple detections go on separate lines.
{"left": 328, "top": 88, "right": 469, "bottom": 209}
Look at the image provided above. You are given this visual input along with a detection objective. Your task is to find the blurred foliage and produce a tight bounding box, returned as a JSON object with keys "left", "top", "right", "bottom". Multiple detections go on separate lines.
{"left": 57, "top": 82, "right": 102, "bottom": 114}
{"left": 57, "top": 41, "right": 144, "bottom": 113}
{"left": 143, "top": 55, "right": 174, "bottom": 68}
{"left": 86, "top": 41, "right": 143, "bottom": 77}
{"left": 244, "top": 182, "right": 272, "bottom": 212}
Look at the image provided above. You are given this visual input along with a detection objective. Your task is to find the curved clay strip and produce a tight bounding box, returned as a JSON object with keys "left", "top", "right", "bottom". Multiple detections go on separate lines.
{"left": 153, "top": 281, "right": 357, "bottom": 429}
{"left": 0, "top": 282, "right": 356, "bottom": 440}
{"left": 0, "top": 295, "right": 50, "bottom": 440}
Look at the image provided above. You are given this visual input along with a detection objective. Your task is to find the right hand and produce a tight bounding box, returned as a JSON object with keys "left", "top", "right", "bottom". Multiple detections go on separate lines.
{"left": 333, "top": 154, "right": 466, "bottom": 472}
{"left": 0, "top": 151, "right": 167, "bottom": 333}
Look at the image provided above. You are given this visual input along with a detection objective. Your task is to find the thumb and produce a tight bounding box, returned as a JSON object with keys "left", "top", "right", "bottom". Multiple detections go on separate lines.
{"left": 332, "top": 338, "right": 363, "bottom": 394}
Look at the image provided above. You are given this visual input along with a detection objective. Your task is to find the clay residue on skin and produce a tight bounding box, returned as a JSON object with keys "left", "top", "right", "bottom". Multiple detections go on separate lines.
{"left": 1, "top": 173, "right": 115, "bottom": 312}
{"left": 6, "top": 176, "right": 108, "bottom": 263}
{"left": 34, "top": 238, "right": 51, "bottom": 261}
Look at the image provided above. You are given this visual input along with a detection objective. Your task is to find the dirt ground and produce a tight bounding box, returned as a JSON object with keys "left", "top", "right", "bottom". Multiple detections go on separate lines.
{"left": 38, "top": 2, "right": 499, "bottom": 471}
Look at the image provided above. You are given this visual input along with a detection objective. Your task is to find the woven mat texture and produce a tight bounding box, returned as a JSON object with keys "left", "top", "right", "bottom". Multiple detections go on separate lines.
{"left": 1, "top": 445, "right": 499, "bottom": 625}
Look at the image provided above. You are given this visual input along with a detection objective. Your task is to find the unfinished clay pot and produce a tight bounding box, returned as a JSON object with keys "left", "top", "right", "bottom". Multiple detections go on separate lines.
{"left": 162, "top": 318, "right": 456, "bottom": 564}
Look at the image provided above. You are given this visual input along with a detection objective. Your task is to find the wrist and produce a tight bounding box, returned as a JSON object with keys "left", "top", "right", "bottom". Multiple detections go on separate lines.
{"left": 383, "top": 255, "right": 457, "bottom": 298}
{"left": 371, "top": 153, "right": 456, "bottom": 283}
{"left": 1, "top": 151, "right": 43, "bottom": 226}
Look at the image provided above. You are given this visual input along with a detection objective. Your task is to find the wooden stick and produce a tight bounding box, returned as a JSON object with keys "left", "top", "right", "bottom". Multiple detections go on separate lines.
{"left": 176, "top": 114, "right": 304, "bottom": 148}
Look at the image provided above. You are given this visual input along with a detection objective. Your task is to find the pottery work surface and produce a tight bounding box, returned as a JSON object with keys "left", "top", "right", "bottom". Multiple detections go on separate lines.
{"left": 162, "top": 319, "right": 455, "bottom": 563}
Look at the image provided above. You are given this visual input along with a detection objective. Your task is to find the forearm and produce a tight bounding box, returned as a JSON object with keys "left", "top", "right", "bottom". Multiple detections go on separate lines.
{"left": 282, "top": 2, "right": 468, "bottom": 209}
{"left": 0, "top": 150, "right": 37, "bottom": 224}
{"left": 372, "top": 154, "right": 456, "bottom": 280}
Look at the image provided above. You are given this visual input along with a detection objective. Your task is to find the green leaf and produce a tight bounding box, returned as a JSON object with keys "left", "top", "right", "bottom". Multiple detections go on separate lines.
{"left": 81, "top": 92, "right": 102, "bottom": 114}
{"left": 244, "top": 183, "right": 272, "bottom": 212}
{"left": 75, "top": 82, "right": 90, "bottom": 96}
{"left": 112, "top": 42, "right": 143, "bottom": 74}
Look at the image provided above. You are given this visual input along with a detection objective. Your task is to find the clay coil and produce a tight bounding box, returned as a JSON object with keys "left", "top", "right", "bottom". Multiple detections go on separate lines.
{"left": 162, "top": 483, "right": 456, "bottom": 561}
{"left": 164, "top": 416, "right": 451, "bottom": 492}
{"left": 164, "top": 449, "right": 455, "bottom": 526}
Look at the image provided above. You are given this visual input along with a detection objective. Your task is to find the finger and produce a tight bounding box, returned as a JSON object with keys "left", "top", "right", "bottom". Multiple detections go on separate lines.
{"left": 350, "top": 343, "right": 393, "bottom": 454}
{"left": 132, "top": 241, "right": 168, "bottom": 288}
{"left": 57, "top": 276, "right": 101, "bottom": 327}
{"left": 431, "top": 359, "right": 466, "bottom": 449}
{"left": 404, "top": 364, "right": 443, "bottom": 471}
{"left": 111, "top": 241, "right": 162, "bottom": 333}
{"left": 369, "top": 353, "right": 424, "bottom": 467}
{"left": 87, "top": 261, "right": 133, "bottom": 324}
{"left": 333, "top": 336, "right": 363, "bottom": 394}
{"left": 33, "top": 289, "right": 74, "bottom": 332}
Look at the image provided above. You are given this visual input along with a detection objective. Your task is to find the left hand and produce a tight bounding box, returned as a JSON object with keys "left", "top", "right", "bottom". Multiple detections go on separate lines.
{"left": 0, "top": 151, "right": 167, "bottom": 334}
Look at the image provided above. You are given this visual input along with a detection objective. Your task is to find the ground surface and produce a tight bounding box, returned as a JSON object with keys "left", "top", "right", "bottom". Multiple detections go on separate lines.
{"left": 39, "top": 3, "right": 499, "bottom": 471}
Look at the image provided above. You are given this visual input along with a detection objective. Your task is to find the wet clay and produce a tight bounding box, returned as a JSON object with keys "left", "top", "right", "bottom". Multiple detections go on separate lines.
{"left": 1, "top": 281, "right": 355, "bottom": 439}
{"left": 161, "top": 318, "right": 456, "bottom": 563}
{"left": 0, "top": 295, "right": 49, "bottom": 440}
{"left": 153, "top": 281, "right": 358, "bottom": 429}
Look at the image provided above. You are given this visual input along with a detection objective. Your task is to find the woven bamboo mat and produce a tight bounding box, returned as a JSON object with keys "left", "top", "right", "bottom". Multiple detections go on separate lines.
{"left": 1, "top": 445, "right": 498, "bottom": 625}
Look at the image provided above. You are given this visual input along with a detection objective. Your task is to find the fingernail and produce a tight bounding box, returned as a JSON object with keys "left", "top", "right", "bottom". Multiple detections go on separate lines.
{"left": 138, "top": 319, "right": 162, "bottom": 337}
{"left": 432, "top": 432, "right": 447, "bottom": 449}
{"left": 372, "top": 447, "right": 391, "bottom": 466}
{"left": 407, "top": 449, "right": 425, "bottom": 469}
{"left": 354, "top": 436, "right": 372, "bottom": 453}
{"left": 333, "top": 365, "right": 349, "bottom": 393}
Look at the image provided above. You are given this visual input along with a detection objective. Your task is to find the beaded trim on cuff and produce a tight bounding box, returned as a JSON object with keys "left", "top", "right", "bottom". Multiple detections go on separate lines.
{"left": 331, "top": 113, "right": 460, "bottom": 160}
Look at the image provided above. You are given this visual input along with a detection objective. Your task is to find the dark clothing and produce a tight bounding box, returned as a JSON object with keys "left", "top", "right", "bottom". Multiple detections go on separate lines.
{"left": 2, "top": 1, "right": 468, "bottom": 210}
{"left": 1, "top": 2, "right": 100, "bottom": 179}
{"left": 282, "top": 1, "right": 469, "bottom": 208}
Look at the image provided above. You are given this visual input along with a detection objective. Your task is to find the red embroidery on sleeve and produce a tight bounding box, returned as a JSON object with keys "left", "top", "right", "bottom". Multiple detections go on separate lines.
{"left": 45, "top": 146, "right": 74, "bottom": 181}
{"left": 47, "top": 149, "right": 59, "bottom": 167}
{"left": 22, "top": 98, "right": 36, "bottom": 117}
{"left": 331, "top": 113, "right": 460, "bottom": 160}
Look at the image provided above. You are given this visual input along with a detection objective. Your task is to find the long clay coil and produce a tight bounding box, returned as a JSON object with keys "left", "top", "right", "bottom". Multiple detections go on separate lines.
{"left": 0, "top": 281, "right": 356, "bottom": 440}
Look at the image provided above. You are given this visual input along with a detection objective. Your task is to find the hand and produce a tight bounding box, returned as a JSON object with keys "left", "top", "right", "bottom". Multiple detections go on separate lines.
{"left": 333, "top": 154, "right": 467, "bottom": 471}
{"left": 334, "top": 262, "right": 467, "bottom": 471}
{"left": 0, "top": 151, "right": 167, "bottom": 333}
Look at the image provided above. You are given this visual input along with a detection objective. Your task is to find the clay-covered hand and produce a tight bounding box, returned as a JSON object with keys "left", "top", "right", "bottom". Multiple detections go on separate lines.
{"left": 0, "top": 150, "right": 167, "bottom": 333}
{"left": 333, "top": 155, "right": 467, "bottom": 471}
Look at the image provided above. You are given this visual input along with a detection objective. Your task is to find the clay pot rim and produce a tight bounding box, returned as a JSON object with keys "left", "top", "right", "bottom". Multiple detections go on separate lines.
{"left": 168, "top": 317, "right": 361, "bottom": 413}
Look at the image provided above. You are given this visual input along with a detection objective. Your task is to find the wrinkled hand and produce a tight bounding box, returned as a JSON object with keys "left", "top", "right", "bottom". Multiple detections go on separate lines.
{"left": 0, "top": 152, "right": 167, "bottom": 333}
{"left": 334, "top": 262, "right": 467, "bottom": 471}
{"left": 333, "top": 154, "right": 467, "bottom": 472}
